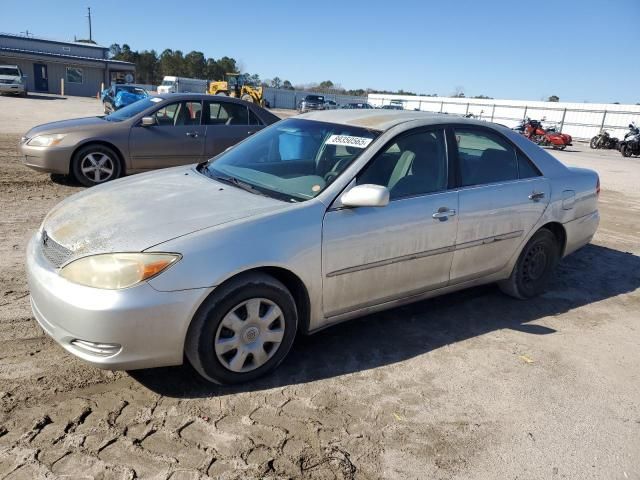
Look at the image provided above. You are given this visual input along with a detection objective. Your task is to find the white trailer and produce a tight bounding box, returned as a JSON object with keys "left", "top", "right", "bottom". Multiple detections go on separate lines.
{"left": 157, "top": 76, "right": 208, "bottom": 94}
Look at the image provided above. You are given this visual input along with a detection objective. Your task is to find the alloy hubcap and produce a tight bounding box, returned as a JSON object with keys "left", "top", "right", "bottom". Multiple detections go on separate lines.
{"left": 214, "top": 298, "right": 285, "bottom": 373}
{"left": 80, "top": 152, "right": 114, "bottom": 183}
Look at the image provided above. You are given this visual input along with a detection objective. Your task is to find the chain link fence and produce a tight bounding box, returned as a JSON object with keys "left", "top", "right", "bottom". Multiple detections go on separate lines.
{"left": 368, "top": 94, "right": 640, "bottom": 141}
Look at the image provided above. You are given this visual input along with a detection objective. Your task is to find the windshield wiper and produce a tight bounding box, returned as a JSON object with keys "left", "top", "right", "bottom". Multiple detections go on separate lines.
{"left": 213, "top": 174, "right": 268, "bottom": 197}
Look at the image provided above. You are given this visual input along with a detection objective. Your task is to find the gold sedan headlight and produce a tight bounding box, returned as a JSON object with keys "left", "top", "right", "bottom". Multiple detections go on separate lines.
{"left": 27, "top": 134, "right": 66, "bottom": 147}
{"left": 60, "top": 253, "right": 181, "bottom": 289}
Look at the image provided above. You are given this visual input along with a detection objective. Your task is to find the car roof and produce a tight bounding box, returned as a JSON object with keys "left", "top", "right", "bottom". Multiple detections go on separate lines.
{"left": 298, "top": 109, "right": 467, "bottom": 131}
{"left": 150, "top": 93, "right": 250, "bottom": 104}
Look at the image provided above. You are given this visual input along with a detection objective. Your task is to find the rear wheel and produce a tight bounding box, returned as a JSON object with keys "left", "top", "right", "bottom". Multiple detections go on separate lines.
{"left": 621, "top": 145, "right": 632, "bottom": 157}
{"left": 71, "top": 144, "right": 121, "bottom": 187}
{"left": 499, "top": 228, "right": 559, "bottom": 299}
{"left": 185, "top": 273, "right": 298, "bottom": 384}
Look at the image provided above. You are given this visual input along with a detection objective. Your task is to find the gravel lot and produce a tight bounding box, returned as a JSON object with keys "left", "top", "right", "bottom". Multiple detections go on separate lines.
{"left": 0, "top": 95, "right": 639, "bottom": 480}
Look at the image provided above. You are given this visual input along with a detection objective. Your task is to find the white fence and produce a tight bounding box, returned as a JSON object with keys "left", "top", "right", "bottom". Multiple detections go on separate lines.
{"left": 368, "top": 94, "right": 640, "bottom": 140}
{"left": 263, "top": 88, "right": 367, "bottom": 110}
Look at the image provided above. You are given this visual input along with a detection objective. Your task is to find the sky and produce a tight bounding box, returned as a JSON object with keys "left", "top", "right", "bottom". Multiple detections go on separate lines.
{"left": 2, "top": 0, "right": 639, "bottom": 104}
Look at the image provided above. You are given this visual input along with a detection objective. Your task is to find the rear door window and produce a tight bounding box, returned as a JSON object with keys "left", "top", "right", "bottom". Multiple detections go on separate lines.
{"left": 454, "top": 129, "right": 518, "bottom": 186}
{"left": 205, "top": 101, "right": 249, "bottom": 125}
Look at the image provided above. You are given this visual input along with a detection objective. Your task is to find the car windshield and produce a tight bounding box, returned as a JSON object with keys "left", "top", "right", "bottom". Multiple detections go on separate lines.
{"left": 0, "top": 67, "right": 19, "bottom": 76}
{"left": 161, "top": 80, "right": 174, "bottom": 86}
{"left": 202, "top": 118, "right": 380, "bottom": 202}
{"left": 306, "top": 95, "right": 324, "bottom": 102}
{"left": 104, "top": 97, "right": 163, "bottom": 121}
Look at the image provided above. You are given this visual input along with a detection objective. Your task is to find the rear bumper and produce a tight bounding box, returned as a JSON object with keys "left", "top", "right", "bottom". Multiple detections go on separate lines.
{"left": 563, "top": 210, "right": 599, "bottom": 256}
{"left": 26, "top": 232, "right": 210, "bottom": 370}
{"left": 20, "top": 143, "right": 74, "bottom": 175}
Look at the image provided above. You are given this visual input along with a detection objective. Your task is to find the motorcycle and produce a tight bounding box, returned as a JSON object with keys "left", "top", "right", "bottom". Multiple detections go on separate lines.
{"left": 590, "top": 130, "right": 619, "bottom": 150}
{"left": 524, "top": 118, "right": 572, "bottom": 150}
{"left": 619, "top": 122, "right": 640, "bottom": 158}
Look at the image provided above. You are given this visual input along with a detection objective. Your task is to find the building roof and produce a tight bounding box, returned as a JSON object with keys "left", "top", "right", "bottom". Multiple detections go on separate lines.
{"left": 0, "top": 32, "right": 107, "bottom": 49}
{"left": 0, "top": 46, "right": 134, "bottom": 67}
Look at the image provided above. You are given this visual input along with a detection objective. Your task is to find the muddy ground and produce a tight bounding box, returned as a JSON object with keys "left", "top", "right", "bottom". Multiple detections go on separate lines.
{"left": 0, "top": 96, "right": 639, "bottom": 479}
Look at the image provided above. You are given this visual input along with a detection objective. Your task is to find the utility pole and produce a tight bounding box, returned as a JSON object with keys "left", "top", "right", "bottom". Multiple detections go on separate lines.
{"left": 87, "top": 7, "right": 92, "bottom": 42}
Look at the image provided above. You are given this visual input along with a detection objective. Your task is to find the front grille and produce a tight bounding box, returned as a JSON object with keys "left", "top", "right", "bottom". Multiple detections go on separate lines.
{"left": 0, "top": 79, "right": 13, "bottom": 84}
{"left": 41, "top": 231, "right": 73, "bottom": 268}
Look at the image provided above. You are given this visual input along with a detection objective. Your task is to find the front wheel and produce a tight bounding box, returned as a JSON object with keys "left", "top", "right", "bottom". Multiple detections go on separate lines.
{"left": 498, "top": 228, "right": 560, "bottom": 299}
{"left": 185, "top": 273, "right": 298, "bottom": 384}
{"left": 71, "top": 144, "right": 121, "bottom": 187}
{"left": 590, "top": 136, "right": 599, "bottom": 149}
{"left": 621, "top": 145, "right": 632, "bottom": 158}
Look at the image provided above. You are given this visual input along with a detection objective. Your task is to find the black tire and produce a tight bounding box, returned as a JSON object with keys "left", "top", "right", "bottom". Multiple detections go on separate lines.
{"left": 589, "top": 136, "right": 598, "bottom": 149}
{"left": 185, "top": 273, "right": 298, "bottom": 385}
{"left": 621, "top": 145, "right": 632, "bottom": 158}
{"left": 498, "top": 228, "right": 560, "bottom": 299}
{"left": 71, "top": 143, "right": 122, "bottom": 187}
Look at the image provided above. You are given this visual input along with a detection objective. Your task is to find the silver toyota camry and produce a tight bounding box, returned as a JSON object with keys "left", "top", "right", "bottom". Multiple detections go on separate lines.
{"left": 26, "top": 110, "right": 600, "bottom": 384}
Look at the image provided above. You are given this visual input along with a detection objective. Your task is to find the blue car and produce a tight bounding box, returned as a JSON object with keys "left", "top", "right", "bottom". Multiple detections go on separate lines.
{"left": 102, "top": 84, "right": 148, "bottom": 113}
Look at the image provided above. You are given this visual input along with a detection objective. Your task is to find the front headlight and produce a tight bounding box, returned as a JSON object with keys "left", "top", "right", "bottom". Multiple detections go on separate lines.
{"left": 60, "top": 253, "right": 181, "bottom": 289}
{"left": 27, "top": 134, "right": 66, "bottom": 147}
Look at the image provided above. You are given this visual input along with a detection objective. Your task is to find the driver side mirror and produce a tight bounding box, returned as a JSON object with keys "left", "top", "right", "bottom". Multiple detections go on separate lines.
{"left": 141, "top": 116, "right": 156, "bottom": 127}
{"left": 340, "top": 184, "right": 389, "bottom": 208}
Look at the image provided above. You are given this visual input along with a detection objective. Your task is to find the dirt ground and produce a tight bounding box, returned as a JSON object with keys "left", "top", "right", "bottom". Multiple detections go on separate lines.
{"left": 0, "top": 95, "right": 639, "bottom": 480}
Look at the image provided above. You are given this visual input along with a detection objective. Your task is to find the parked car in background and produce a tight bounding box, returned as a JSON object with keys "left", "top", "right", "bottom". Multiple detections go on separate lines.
{"left": 102, "top": 84, "right": 149, "bottom": 114}
{"left": 0, "top": 64, "right": 27, "bottom": 97}
{"left": 324, "top": 100, "right": 338, "bottom": 110}
{"left": 381, "top": 104, "right": 403, "bottom": 110}
{"left": 298, "top": 94, "right": 326, "bottom": 113}
{"left": 342, "top": 102, "right": 375, "bottom": 109}
{"left": 26, "top": 110, "right": 600, "bottom": 384}
{"left": 157, "top": 76, "right": 208, "bottom": 94}
{"left": 20, "top": 94, "right": 279, "bottom": 186}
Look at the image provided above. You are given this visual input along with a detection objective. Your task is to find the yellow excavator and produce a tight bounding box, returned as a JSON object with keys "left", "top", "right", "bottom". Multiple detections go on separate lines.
{"left": 208, "top": 73, "right": 265, "bottom": 107}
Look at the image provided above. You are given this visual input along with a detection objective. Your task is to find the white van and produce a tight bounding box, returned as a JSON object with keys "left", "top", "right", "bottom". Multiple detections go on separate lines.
{"left": 157, "top": 76, "right": 208, "bottom": 94}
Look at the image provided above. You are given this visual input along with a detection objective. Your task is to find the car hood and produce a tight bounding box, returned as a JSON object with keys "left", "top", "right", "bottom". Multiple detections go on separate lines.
{"left": 42, "top": 166, "right": 290, "bottom": 256}
{"left": 25, "top": 116, "right": 112, "bottom": 138}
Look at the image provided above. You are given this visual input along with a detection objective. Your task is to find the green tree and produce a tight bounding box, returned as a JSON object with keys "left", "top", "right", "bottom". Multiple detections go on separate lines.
{"left": 136, "top": 50, "right": 159, "bottom": 85}
{"left": 217, "top": 56, "right": 237, "bottom": 75}
{"left": 109, "top": 43, "right": 122, "bottom": 58}
{"left": 184, "top": 51, "right": 206, "bottom": 79}
{"left": 282, "top": 80, "right": 293, "bottom": 90}
{"left": 548, "top": 95, "right": 560, "bottom": 102}
{"left": 271, "top": 76, "right": 282, "bottom": 88}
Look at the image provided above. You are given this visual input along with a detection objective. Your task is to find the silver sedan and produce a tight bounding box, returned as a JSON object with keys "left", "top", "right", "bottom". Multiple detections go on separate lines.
{"left": 26, "top": 110, "right": 600, "bottom": 384}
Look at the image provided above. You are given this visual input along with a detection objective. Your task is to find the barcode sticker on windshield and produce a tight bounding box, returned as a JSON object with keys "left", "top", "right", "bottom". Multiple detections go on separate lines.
{"left": 326, "top": 135, "right": 373, "bottom": 148}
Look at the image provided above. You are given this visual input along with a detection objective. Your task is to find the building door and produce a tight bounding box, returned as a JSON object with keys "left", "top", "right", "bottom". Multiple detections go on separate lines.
{"left": 33, "top": 63, "right": 48, "bottom": 92}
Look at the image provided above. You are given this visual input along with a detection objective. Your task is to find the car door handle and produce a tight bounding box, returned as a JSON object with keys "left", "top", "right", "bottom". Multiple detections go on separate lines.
{"left": 186, "top": 132, "right": 199, "bottom": 138}
{"left": 432, "top": 208, "right": 456, "bottom": 220}
{"left": 528, "top": 191, "right": 545, "bottom": 201}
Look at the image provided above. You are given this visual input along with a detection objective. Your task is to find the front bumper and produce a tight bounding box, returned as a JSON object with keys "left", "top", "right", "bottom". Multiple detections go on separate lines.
{"left": 0, "top": 83, "right": 25, "bottom": 94}
{"left": 20, "top": 142, "right": 75, "bottom": 175}
{"left": 299, "top": 104, "right": 325, "bottom": 112}
{"left": 26, "top": 233, "right": 210, "bottom": 370}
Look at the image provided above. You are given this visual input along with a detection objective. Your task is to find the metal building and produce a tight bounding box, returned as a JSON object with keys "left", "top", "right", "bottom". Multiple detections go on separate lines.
{"left": 0, "top": 32, "right": 135, "bottom": 97}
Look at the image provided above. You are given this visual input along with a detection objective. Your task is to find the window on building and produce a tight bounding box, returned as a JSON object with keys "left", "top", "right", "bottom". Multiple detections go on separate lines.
{"left": 66, "top": 67, "right": 84, "bottom": 84}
